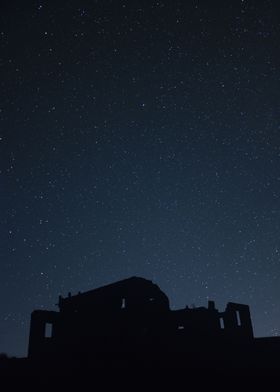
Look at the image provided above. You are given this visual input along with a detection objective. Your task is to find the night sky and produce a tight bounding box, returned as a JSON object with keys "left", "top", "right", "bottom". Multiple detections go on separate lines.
{"left": 1, "top": 1, "right": 280, "bottom": 357}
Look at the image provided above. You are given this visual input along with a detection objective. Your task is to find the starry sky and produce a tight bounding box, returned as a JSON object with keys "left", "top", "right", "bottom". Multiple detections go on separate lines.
{"left": 1, "top": 1, "right": 280, "bottom": 356}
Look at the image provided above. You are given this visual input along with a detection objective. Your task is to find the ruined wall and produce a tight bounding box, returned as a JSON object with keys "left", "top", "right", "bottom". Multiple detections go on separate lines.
{"left": 28, "top": 278, "right": 254, "bottom": 360}
{"left": 28, "top": 310, "right": 59, "bottom": 358}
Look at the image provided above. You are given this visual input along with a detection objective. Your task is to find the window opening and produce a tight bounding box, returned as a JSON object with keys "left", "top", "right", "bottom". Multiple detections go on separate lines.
{"left": 220, "top": 318, "right": 225, "bottom": 329}
{"left": 236, "top": 311, "right": 241, "bottom": 326}
{"left": 45, "top": 323, "right": 53, "bottom": 338}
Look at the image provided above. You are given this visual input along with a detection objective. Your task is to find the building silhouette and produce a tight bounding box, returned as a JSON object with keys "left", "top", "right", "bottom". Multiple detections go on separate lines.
{"left": 1, "top": 275, "right": 280, "bottom": 376}
{"left": 28, "top": 277, "right": 254, "bottom": 362}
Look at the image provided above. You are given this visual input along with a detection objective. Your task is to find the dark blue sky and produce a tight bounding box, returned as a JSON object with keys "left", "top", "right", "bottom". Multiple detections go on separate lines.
{"left": 1, "top": 0, "right": 280, "bottom": 356}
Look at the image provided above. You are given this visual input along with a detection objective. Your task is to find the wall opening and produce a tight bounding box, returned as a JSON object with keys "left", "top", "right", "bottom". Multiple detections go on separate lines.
{"left": 220, "top": 318, "right": 225, "bottom": 329}
{"left": 236, "top": 310, "right": 241, "bottom": 326}
{"left": 121, "top": 298, "right": 126, "bottom": 309}
{"left": 45, "top": 323, "right": 53, "bottom": 338}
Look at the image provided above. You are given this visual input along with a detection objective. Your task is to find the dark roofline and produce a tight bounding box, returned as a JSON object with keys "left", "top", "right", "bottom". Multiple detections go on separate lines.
{"left": 57, "top": 276, "right": 154, "bottom": 307}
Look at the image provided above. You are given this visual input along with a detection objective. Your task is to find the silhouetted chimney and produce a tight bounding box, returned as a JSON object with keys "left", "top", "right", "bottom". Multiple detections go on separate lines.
{"left": 208, "top": 300, "right": 215, "bottom": 310}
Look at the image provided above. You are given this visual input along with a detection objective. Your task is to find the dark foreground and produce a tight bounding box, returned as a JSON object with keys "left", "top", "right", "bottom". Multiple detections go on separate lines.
{"left": 1, "top": 336, "right": 280, "bottom": 378}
